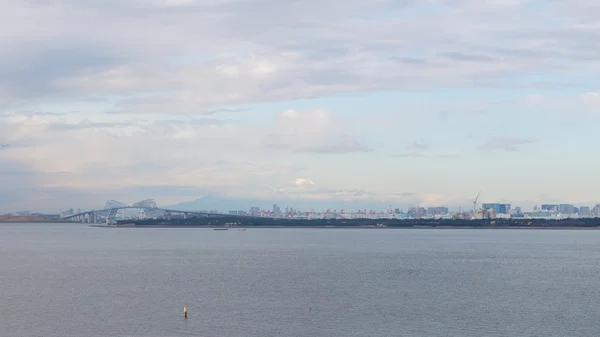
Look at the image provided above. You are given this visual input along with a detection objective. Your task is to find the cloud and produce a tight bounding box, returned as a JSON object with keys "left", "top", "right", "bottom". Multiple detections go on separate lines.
{"left": 291, "top": 178, "right": 315, "bottom": 186}
{"left": 393, "top": 152, "right": 427, "bottom": 158}
{"left": 267, "top": 109, "right": 370, "bottom": 154}
{"left": 0, "top": 108, "right": 371, "bottom": 211}
{"left": 3, "top": 0, "right": 599, "bottom": 108}
{"left": 478, "top": 137, "right": 534, "bottom": 152}
{"left": 2, "top": 0, "right": 600, "bottom": 212}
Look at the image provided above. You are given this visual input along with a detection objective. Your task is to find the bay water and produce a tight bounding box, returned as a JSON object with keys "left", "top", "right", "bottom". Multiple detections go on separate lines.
{"left": 1, "top": 223, "right": 599, "bottom": 336}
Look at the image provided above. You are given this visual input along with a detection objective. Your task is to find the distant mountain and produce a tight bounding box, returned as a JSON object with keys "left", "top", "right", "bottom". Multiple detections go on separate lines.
{"left": 166, "top": 195, "right": 402, "bottom": 213}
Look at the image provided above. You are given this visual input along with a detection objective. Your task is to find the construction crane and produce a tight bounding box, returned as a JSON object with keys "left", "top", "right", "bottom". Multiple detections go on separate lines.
{"left": 472, "top": 190, "right": 482, "bottom": 215}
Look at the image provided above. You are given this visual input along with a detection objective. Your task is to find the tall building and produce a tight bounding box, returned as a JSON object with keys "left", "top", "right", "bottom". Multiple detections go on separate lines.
{"left": 558, "top": 204, "right": 575, "bottom": 214}
{"left": 482, "top": 203, "right": 511, "bottom": 214}
{"left": 579, "top": 206, "right": 591, "bottom": 217}
{"left": 272, "top": 204, "right": 281, "bottom": 216}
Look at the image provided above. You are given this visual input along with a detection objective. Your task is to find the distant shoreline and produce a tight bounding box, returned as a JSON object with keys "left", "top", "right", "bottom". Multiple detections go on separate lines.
{"left": 6, "top": 216, "right": 600, "bottom": 230}
{"left": 90, "top": 224, "right": 600, "bottom": 230}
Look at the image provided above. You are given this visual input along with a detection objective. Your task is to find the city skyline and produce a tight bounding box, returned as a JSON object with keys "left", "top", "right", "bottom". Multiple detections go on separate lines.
{"left": 2, "top": 1, "right": 600, "bottom": 213}
{"left": 12, "top": 196, "right": 600, "bottom": 218}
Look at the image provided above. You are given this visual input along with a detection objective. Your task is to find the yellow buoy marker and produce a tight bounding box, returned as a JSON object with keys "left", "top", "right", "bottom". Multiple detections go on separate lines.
{"left": 184, "top": 305, "right": 188, "bottom": 318}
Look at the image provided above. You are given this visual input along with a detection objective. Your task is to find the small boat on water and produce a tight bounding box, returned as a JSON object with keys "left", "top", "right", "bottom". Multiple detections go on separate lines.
{"left": 213, "top": 228, "right": 229, "bottom": 231}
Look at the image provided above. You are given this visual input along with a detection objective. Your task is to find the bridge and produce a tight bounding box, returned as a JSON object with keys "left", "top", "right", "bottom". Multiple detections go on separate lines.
{"left": 61, "top": 199, "right": 223, "bottom": 224}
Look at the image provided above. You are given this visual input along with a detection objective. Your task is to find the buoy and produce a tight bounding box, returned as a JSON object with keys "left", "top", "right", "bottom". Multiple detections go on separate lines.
{"left": 184, "top": 305, "right": 188, "bottom": 318}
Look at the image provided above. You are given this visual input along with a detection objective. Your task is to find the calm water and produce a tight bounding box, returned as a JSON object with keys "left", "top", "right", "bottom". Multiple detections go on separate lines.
{"left": 1, "top": 224, "right": 600, "bottom": 337}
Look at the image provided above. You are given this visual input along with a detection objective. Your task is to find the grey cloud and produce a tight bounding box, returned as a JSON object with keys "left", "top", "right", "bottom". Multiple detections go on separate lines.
{"left": 47, "top": 120, "right": 140, "bottom": 131}
{"left": 3, "top": 0, "right": 599, "bottom": 106}
{"left": 0, "top": 44, "right": 124, "bottom": 98}
{"left": 202, "top": 107, "right": 249, "bottom": 115}
{"left": 478, "top": 137, "right": 534, "bottom": 152}
{"left": 390, "top": 56, "right": 429, "bottom": 64}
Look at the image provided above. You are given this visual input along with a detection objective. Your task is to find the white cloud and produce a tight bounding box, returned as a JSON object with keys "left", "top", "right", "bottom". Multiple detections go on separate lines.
{"left": 291, "top": 178, "right": 315, "bottom": 186}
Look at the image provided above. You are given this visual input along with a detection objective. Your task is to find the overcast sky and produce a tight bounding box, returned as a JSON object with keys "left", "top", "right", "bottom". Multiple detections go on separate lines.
{"left": 1, "top": 0, "right": 599, "bottom": 212}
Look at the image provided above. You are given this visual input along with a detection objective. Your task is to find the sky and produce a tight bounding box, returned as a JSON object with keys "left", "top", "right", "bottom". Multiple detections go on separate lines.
{"left": 1, "top": 0, "right": 600, "bottom": 213}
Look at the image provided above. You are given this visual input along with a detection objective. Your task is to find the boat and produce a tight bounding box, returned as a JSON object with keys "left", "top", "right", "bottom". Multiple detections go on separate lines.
{"left": 213, "top": 228, "right": 229, "bottom": 230}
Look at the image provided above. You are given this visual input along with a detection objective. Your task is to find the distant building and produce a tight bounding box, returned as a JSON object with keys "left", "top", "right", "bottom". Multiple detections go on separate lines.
{"left": 272, "top": 204, "right": 281, "bottom": 216}
{"left": 541, "top": 204, "right": 559, "bottom": 212}
{"left": 249, "top": 207, "right": 260, "bottom": 215}
{"left": 558, "top": 204, "right": 575, "bottom": 214}
{"left": 482, "top": 203, "right": 511, "bottom": 214}
{"left": 579, "top": 206, "right": 591, "bottom": 217}
{"left": 510, "top": 207, "right": 523, "bottom": 218}
{"left": 407, "top": 207, "right": 427, "bottom": 218}
{"left": 592, "top": 205, "right": 600, "bottom": 217}
{"left": 427, "top": 207, "right": 449, "bottom": 216}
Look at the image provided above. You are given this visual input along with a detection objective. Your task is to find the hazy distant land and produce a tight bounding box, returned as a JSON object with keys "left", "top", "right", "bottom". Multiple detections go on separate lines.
{"left": 0, "top": 215, "right": 61, "bottom": 223}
